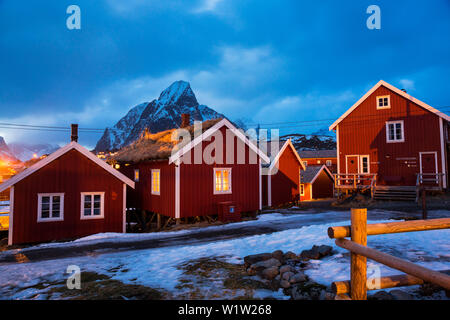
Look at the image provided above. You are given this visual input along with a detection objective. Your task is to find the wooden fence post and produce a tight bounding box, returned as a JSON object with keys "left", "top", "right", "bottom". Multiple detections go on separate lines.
{"left": 351, "top": 208, "right": 367, "bottom": 300}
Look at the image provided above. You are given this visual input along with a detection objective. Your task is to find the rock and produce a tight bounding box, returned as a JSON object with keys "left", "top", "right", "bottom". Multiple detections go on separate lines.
{"left": 291, "top": 286, "right": 310, "bottom": 300}
{"left": 282, "top": 271, "right": 294, "bottom": 281}
{"left": 371, "top": 291, "right": 394, "bottom": 300}
{"left": 275, "top": 275, "right": 281, "bottom": 281}
{"left": 289, "top": 272, "right": 307, "bottom": 284}
{"left": 284, "top": 251, "right": 300, "bottom": 261}
{"left": 250, "top": 258, "right": 281, "bottom": 272}
{"left": 244, "top": 253, "right": 273, "bottom": 268}
{"left": 317, "top": 245, "right": 333, "bottom": 257}
{"left": 271, "top": 250, "right": 284, "bottom": 263}
{"left": 261, "top": 266, "right": 279, "bottom": 280}
{"left": 280, "top": 280, "right": 291, "bottom": 289}
{"left": 300, "top": 245, "right": 333, "bottom": 260}
{"left": 390, "top": 289, "right": 413, "bottom": 300}
{"left": 246, "top": 267, "right": 257, "bottom": 276}
{"left": 279, "top": 265, "right": 293, "bottom": 275}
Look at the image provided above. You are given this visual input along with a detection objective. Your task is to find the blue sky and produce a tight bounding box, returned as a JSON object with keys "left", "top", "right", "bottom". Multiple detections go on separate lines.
{"left": 0, "top": 0, "right": 449, "bottom": 148}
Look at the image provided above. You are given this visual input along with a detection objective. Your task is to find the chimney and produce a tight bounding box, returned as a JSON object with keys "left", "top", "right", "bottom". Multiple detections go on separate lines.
{"left": 71, "top": 124, "right": 78, "bottom": 142}
{"left": 181, "top": 113, "right": 190, "bottom": 128}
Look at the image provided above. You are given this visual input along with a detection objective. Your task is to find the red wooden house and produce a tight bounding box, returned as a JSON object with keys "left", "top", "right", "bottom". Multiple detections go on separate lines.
{"left": 299, "top": 165, "right": 334, "bottom": 201}
{"left": 0, "top": 129, "right": 135, "bottom": 245}
{"left": 262, "top": 139, "right": 305, "bottom": 207}
{"left": 329, "top": 80, "right": 450, "bottom": 193}
{"left": 115, "top": 117, "right": 270, "bottom": 221}
{"left": 298, "top": 150, "right": 337, "bottom": 173}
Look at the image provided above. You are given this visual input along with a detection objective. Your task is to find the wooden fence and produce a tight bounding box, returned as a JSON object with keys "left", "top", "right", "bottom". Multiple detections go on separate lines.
{"left": 328, "top": 208, "right": 450, "bottom": 300}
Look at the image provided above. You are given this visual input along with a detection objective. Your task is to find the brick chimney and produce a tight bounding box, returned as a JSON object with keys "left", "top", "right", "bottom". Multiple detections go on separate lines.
{"left": 181, "top": 113, "right": 190, "bottom": 128}
{"left": 71, "top": 124, "right": 78, "bottom": 142}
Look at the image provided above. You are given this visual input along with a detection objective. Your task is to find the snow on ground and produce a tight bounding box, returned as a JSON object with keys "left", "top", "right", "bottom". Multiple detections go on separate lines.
{"left": 0, "top": 211, "right": 449, "bottom": 300}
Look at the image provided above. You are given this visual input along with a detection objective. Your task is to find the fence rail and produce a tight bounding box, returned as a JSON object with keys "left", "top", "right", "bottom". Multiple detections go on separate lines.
{"left": 328, "top": 208, "right": 450, "bottom": 300}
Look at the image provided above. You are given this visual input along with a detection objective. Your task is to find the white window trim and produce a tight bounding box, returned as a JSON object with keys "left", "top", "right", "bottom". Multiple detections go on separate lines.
{"left": 359, "top": 155, "right": 370, "bottom": 174}
{"left": 151, "top": 169, "right": 161, "bottom": 195}
{"left": 37, "top": 193, "right": 64, "bottom": 222}
{"left": 80, "top": 192, "right": 105, "bottom": 220}
{"left": 377, "top": 95, "right": 391, "bottom": 110}
{"left": 326, "top": 160, "right": 332, "bottom": 166}
{"left": 213, "top": 168, "right": 232, "bottom": 195}
{"left": 303, "top": 161, "right": 308, "bottom": 168}
{"left": 134, "top": 169, "right": 139, "bottom": 182}
{"left": 300, "top": 184, "right": 305, "bottom": 196}
{"left": 386, "top": 120, "right": 405, "bottom": 143}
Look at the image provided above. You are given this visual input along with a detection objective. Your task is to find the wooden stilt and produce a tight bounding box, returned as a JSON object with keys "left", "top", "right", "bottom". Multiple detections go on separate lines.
{"left": 157, "top": 214, "right": 161, "bottom": 230}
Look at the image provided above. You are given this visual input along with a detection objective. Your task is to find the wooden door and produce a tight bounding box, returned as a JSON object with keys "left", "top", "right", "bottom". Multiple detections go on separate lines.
{"left": 420, "top": 152, "right": 437, "bottom": 186}
{"left": 346, "top": 156, "right": 359, "bottom": 185}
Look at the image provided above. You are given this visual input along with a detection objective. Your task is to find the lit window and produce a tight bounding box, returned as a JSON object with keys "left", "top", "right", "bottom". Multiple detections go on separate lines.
{"left": 214, "top": 168, "right": 232, "bottom": 194}
{"left": 386, "top": 121, "right": 404, "bottom": 143}
{"left": 81, "top": 192, "right": 104, "bottom": 219}
{"left": 360, "top": 156, "right": 370, "bottom": 174}
{"left": 300, "top": 184, "right": 305, "bottom": 196}
{"left": 377, "top": 95, "right": 390, "bottom": 109}
{"left": 134, "top": 169, "right": 139, "bottom": 182}
{"left": 326, "top": 160, "right": 332, "bottom": 166}
{"left": 151, "top": 169, "right": 160, "bottom": 195}
{"left": 38, "top": 193, "right": 64, "bottom": 222}
{"left": 317, "top": 160, "right": 321, "bottom": 164}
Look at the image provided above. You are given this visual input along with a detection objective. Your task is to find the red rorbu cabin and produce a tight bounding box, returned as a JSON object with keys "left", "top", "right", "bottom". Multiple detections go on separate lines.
{"left": 261, "top": 139, "right": 305, "bottom": 207}
{"left": 115, "top": 117, "right": 270, "bottom": 222}
{"left": 0, "top": 127, "right": 135, "bottom": 245}
{"left": 299, "top": 165, "right": 335, "bottom": 201}
{"left": 298, "top": 150, "right": 338, "bottom": 173}
{"left": 330, "top": 80, "right": 450, "bottom": 196}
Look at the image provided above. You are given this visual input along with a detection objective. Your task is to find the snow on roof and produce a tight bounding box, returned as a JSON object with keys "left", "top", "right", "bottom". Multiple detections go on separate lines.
{"left": 298, "top": 149, "right": 337, "bottom": 159}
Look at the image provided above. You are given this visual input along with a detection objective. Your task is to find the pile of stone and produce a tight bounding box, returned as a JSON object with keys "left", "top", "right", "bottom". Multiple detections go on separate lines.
{"left": 243, "top": 245, "right": 335, "bottom": 300}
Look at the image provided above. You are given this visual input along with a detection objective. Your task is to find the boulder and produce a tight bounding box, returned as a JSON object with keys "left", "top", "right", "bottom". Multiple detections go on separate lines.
{"left": 282, "top": 271, "right": 295, "bottom": 281}
{"left": 280, "top": 280, "right": 291, "bottom": 289}
{"left": 244, "top": 253, "right": 273, "bottom": 268}
{"left": 250, "top": 258, "right": 281, "bottom": 272}
{"left": 300, "top": 245, "right": 333, "bottom": 260}
{"left": 262, "top": 266, "right": 279, "bottom": 280}
{"left": 390, "top": 289, "right": 413, "bottom": 300}
{"left": 289, "top": 272, "right": 307, "bottom": 284}
{"left": 371, "top": 291, "right": 394, "bottom": 300}
{"left": 271, "top": 250, "right": 284, "bottom": 263}
{"left": 284, "top": 251, "right": 300, "bottom": 261}
{"left": 279, "top": 265, "right": 293, "bottom": 275}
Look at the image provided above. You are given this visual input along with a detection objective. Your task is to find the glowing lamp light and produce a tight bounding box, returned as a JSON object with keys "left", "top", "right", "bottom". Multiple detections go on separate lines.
{"left": 33, "top": 153, "right": 38, "bottom": 159}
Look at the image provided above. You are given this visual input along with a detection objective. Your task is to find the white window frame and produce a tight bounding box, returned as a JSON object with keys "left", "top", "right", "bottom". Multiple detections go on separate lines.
{"left": 377, "top": 95, "right": 391, "bottom": 110}
{"left": 326, "top": 160, "right": 332, "bottom": 166}
{"left": 386, "top": 120, "right": 405, "bottom": 143}
{"left": 37, "top": 193, "right": 64, "bottom": 222}
{"left": 151, "top": 169, "right": 161, "bottom": 195}
{"left": 134, "top": 169, "right": 139, "bottom": 182}
{"left": 359, "top": 155, "right": 370, "bottom": 174}
{"left": 303, "top": 161, "right": 308, "bottom": 167}
{"left": 300, "top": 184, "right": 305, "bottom": 196}
{"left": 80, "top": 192, "right": 105, "bottom": 220}
{"left": 213, "top": 168, "right": 232, "bottom": 195}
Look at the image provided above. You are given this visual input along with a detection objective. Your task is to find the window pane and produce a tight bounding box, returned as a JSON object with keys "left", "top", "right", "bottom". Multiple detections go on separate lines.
{"left": 223, "top": 170, "right": 229, "bottom": 191}
{"left": 384, "top": 98, "right": 388, "bottom": 106}
{"left": 389, "top": 124, "right": 395, "bottom": 140}
{"left": 396, "top": 123, "right": 402, "bottom": 140}
{"left": 84, "top": 195, "right": 91, "bottom": 203}
{"left": 84, "top": 208, "right": 91, "bottom": 216}
{"left": 378, "top": 98, "right": 383, "bottom": 106}
{"left": 93, "top": 208, "right": 100, "bottom": 215}
{"left": 215, "top": 171, "right": 222, "bottom": 191}
{"left": 84, "top": 195, "right": 92, "bottom": 216}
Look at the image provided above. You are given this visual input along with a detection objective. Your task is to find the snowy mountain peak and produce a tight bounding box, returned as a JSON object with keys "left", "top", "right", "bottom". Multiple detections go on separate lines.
{"left": 94, "top": 81, "right": 224, "bottom": 152}
{"left": 158, "top": 81, "right": 196, "bottom": 105}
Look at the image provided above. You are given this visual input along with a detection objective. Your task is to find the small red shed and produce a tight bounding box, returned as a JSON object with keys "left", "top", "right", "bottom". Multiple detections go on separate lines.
{"left": 330, "top": 80, "right": 450, "bottom": 189}
{"left": 0, "top": 139, "right": 135, "bottom": 245}
{"left": 298, "top": 150, "right": 338, "bottom": 173}
{"left": 115, "top": 118, "right": 270, "bottom": 220}
{"left": 299, "top": 165, "right": 335, "bottom": 201}
{"left": 262, "top": 139, "right": 306, "bottom": 207}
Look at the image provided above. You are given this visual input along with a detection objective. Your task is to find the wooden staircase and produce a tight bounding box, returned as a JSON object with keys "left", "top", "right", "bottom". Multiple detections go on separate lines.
{"left": 373, "top": 186, "right": 417, "bottom": 201}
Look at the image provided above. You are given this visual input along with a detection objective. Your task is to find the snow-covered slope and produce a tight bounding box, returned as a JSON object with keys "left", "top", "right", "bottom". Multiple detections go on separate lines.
{"left": 95, "top": 81, "right": 225, "bottom": 152}
{"left": 8, "top": 142, "right": 59, "bottom": 162}
{"left": 0, "top": 137, "right": 19, "bottom": 162}
{"left": 280, "top": 133, "right": 336, "bottom": 151}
